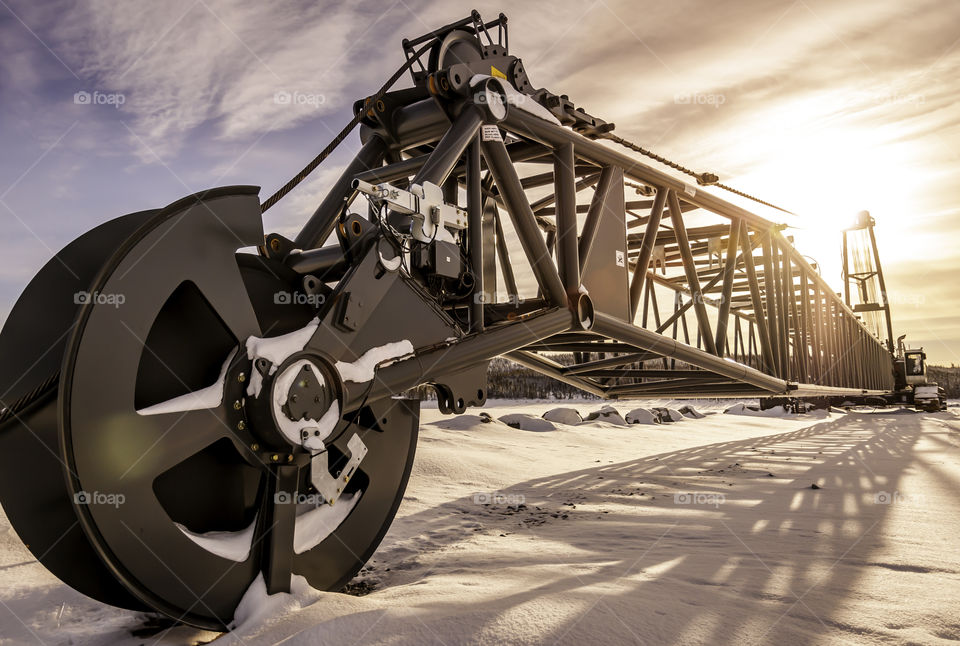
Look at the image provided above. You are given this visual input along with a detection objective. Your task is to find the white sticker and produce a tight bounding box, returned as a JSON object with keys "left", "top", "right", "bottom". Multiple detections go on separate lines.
{"left": 683, "top": 183, "right": 697, "bottom": 197}
{"left": 615, "top": 250, "right": 625, "bottom": 267}
{"left": 481, "top": 125, "right": 503, "bottom": 142}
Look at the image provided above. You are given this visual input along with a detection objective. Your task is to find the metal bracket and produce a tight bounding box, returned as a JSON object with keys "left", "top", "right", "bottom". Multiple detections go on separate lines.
{"left": 310, "top": 433, "right": 368, "bottom": 505}
{"left": 353, "top": 178, "right": 467, "bottom": 243}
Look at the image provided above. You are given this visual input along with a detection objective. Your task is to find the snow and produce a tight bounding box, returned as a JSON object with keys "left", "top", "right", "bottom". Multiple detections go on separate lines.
{"left": 498, "top": 413, "right": 557, "bottom": 432}
{"left": 293, "top": 491, "right": 362, "bottom": 554}
{"left": 3, "top": 400, "right": 960, "bottom": 644}
{"left": 656, "top": 406, "right": 686, "bottom": 422}
{"left": 625, "top": 407, "right": 660, "bottom": 425}
{"left": 245, "top": 317, "right": 320, "bottom": 397}
{"left": 137, "top": 352, "right": 233, "bottom": 415}
{"left": 584, "top": 404, "right": 629, "bottom": 425}
{"left": 175, "top": 517, "right": 256, "bottom": 562}
{"left": 542, "top": 407, "right": 583, "bottom": 425}
{"left": 335, "top": 340, "right": 414, "bottom": 383}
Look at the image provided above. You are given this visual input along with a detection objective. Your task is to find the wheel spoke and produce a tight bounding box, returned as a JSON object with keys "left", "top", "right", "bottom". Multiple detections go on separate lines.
{"left": 257, "top": 464, "right": 300, "bottom": 594}
{"left": 112, "top": 408, "right": 232, "bottom": 482}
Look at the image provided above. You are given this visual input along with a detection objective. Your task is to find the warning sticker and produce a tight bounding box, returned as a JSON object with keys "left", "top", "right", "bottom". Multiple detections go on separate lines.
{"left": 615, "top": 250, "right": 626, "bottom": 267}
{"left": 481, "top": 125, "right": 503, "bottom": 142}
{"left": 683, "top": 183, "right": 697, "bottom": 197}
{"left": 490, "top": 66, "right": 508, "bottom": 80}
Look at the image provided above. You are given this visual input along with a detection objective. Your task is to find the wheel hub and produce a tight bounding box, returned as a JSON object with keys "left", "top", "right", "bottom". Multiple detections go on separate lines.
{"left": 262, "top": 353, "right": 342, "bottom": 452}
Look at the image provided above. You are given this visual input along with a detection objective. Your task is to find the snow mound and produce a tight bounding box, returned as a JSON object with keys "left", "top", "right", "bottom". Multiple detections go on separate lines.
{"left": 653, "top": 407, "right": 686, "bottom": 422}
{"left": 724, "top": 403, "right": 792, "bottom": 417}
{"left": 583, "top": 405, "right": 628, "bottom": 426}
{"left": 429, "top": 414, "right": 492, "bottom": 430}
{"left": 229, "top": 573, "right": 323, "bottom": 633}
{"left": 498, "top": 413, "right": 557, "bottom": 432}
{"left": 542, "top": 407, "right": 583, "bottom": 425}
{"left": 625, "top": 407, "right": 660, "bottom": 425}
{"left": 677, "top": 404, "right": 705, "bottom": 419}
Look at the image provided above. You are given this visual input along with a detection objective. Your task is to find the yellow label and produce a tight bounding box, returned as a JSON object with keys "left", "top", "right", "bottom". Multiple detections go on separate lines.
{"left": 490, "top": 66, "right": 507, "bottom": 80}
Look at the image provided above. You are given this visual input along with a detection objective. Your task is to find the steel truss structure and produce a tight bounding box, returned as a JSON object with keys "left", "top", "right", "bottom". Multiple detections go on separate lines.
{"left": 279, "top": 14, "right": 894, "bottom": 406}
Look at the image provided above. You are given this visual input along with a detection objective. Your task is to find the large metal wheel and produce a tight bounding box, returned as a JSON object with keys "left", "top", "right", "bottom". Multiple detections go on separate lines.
{"left": 1, "top": 187, "right": 420, "bottom": 630}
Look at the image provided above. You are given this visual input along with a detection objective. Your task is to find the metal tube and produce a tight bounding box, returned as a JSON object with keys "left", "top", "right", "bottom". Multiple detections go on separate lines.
{"left": 553, "top": 143, "right": 580, "bottom": 296}
{"left": 714, "top": 218, "right": 741, "bottom": 354}
{"left": 668, "top": 190, "right": 717, "bottom": 355}
{"left": 505, "top": 351, "right": 606, "bottom": 398}
{"left": 467, "top": 138, "right": 484, "bottom": 332}
{"left": 761, "top": 234, "right": 782, "bottom": 376}
{"left": 286, "top": 246, "right": 347, "bottom": 278}
{"left": 629, "top": 188, "right": 666, "bottom": 319}
{"left": 741, "top": 222, "right": 775, "bottom": 374}
{"left": 348, "top": 308, "right": 572, "bottom": 409}
{"left": 412, "top": 107, "right": 484, "bottom": 186}
{"left": 493, "top": 208, "right": 518, "bottom": 297}
{"left": 590, "top": 312, "right": 787, "bottom": 393}
{"left": 481, "top": 137, "right": 567, "bottom": 306}
{"left": 295, "top": 135, "right": 386, "bottom": 249}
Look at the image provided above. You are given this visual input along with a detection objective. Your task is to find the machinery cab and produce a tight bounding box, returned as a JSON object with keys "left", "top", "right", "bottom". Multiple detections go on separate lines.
{"left": 904, "top": 348, "right": 927, "bottom": 386}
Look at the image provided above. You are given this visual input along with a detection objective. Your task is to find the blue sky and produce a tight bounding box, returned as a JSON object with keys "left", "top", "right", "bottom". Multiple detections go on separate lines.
{"left": 1, "top": 0, "right": 959, "bottom": 363}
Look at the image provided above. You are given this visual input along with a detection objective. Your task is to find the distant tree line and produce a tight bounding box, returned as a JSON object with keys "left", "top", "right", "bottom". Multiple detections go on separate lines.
{"left": 928, "top": 365, "right": 960, "bottom": 398}
{"left": 485, "top": 357, "right": 597, "bottom": 400}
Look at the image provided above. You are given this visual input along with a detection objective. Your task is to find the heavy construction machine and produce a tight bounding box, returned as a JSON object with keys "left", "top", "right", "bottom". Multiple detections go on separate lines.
{"left": 840, "top": 211, "right": 945, "bottom": 411}
{"left": 0, "top": 11, "right": 916, "bottom": 629}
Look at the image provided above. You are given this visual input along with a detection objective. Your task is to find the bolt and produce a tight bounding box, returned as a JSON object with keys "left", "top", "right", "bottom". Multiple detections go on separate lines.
{"left": 251, "top": 443, "right": 260, "bottom": 451}
{"left": 271, "top": 454, "right": 279, "bottom": 462}
{"left": 238, "top": 373, "right": 246, "bottom": 383}
{"left": 237, "top": 421, "right": 246, "bottom": 431}
{"left": 290, "top": 394, "right": 298, "bottom": 403}
{"left": 270, "top": 238, "right": 281, "bottom": 252}
{"left": 287, "top": 454, "right": 293, "bottom": 462}
{"left": 233, "top": 400, "right": 242, "bottom": 410}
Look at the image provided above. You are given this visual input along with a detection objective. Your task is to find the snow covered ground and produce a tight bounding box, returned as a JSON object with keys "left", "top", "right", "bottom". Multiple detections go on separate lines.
{"left": 2, "top": 399, "right": 960, "bottom": 645}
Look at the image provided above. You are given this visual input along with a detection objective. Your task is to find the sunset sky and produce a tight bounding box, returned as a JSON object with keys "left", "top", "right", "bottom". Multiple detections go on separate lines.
{"left": 1, "top": 0, "right": 958, "bottom": 363}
